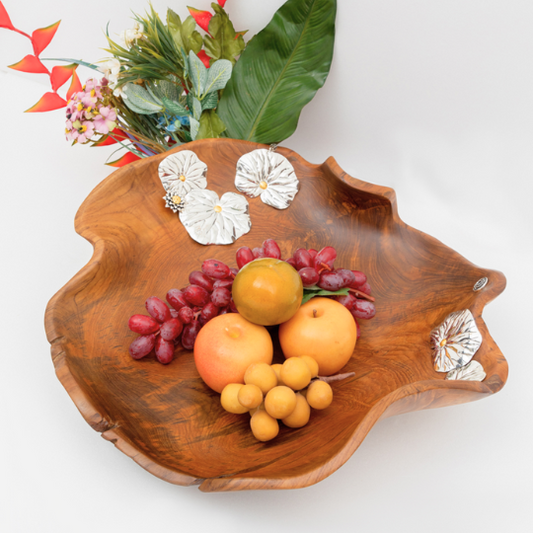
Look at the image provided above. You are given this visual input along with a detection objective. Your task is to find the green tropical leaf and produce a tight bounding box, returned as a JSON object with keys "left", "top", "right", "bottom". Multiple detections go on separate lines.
{"left": 196, "top": 110, "right": 226, "bottom": 140}
{"left": 217, "top": 0, "right": 336, "bottom": 143}
{"left": 151, "top": 79, "right": 179, "bottom": 101}
{"left": 191, "top": 96, "right": 202, "bottom": 120}
{"left": 122, "top": 83, "right": 164, "bottom": 114}
{"left": 203, "top": 59, "right": 232, "bottom": 95}
{"left": 188, "top": 50, "right": 207, "bottom": 96}
{"left": 201, "top": 91, "right": 219, "bottom": 111}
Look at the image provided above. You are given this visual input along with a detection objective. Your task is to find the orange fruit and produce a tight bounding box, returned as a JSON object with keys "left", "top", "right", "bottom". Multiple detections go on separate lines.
{"left": 232, "top": 258, "right": 303, "bottom": 326}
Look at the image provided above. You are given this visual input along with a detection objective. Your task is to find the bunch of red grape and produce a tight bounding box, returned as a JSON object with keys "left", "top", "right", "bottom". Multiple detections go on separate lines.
{"left": 127, "top": 239, "right": 375, "bottom": 363}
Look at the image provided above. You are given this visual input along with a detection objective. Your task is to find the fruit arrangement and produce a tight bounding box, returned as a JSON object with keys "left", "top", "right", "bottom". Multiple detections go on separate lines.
{"left": 220, "top": 358, "right": 352, "bottom": 442}
{"left": 127, "top": 239, "right": 375, "bottom": 364}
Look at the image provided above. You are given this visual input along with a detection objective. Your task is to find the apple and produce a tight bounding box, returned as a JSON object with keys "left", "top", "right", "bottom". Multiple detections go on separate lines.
{"left": 278, "top": 297, "right": 357, "bottom": 375}
{"left": 194, "top": 313, "right": 273, "bottom": 393}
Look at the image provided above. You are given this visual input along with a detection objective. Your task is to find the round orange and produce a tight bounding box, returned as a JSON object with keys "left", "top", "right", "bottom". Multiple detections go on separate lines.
{"left": 232, "top": 258, "right": 303, "bottom": 326}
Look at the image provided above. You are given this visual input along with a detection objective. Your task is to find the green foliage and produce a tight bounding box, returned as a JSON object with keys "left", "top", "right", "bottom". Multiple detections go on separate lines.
{"left": 217, "top": 0, "right": 336, "bottom": 144}
{"left": 203, "top": 3, "right": 246, "bottom": 65}
{"left": 123, "top": 83, "right": 164, "bottom": 114}
{"left": 196, "top": 109, "right": 226, "bottom": 140}
{"left": 301, "top": 286, "right": 349, "bottom": 305}
{"left": 166, "top": 10, "right": 203, "bottom": 55}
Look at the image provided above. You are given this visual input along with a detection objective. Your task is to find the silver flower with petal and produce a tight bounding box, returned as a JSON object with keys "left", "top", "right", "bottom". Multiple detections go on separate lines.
{"left": 430, "top": 309, "right": 483, "bottom": 373}
{"left": 158, "top": 150, "right": 207, "bottom": 197}
{"left": 446, "top": 360, "right": 486, "bottom": 382}
{"left": 163, "top": 191, "right": 185, "bottom": 213}
{"left": 179, "top": 189, "right": 251, "bottom": 245}
{"left": 235, "top": 149, "right": 299, "bottom": 209}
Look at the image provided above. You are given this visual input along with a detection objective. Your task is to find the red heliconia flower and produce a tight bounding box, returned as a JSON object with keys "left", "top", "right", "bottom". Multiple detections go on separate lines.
{"left": 217, "top": 0, "right": 227, "bottom": 7}
{"left": 0, "top": 1, "right": 15, "bottom": 30}
{"left": 50, "top": 64, "right": 77, "bottom": 92}
{"left": 25, "top": 92, "right": 67, "bottom": 113}
{"left": 31, "top": 20, "right": 61, "bottom": 57}
{"left": 197, "top": 50, "right": 211, "bottom": 68}
{"left": 92, "top": 129, "right": 128, "bottom": 147}
{"left": 107, "top": 152, "right": 142, "bottom": 168}
{"left": 8, "top": 54, "right": 49, "bottom": 74}
{"left": 188, "top": 7, "right": 212, "bottom": 33}
{"left": 66, "top": 70, "right": 82, "bottom": 101}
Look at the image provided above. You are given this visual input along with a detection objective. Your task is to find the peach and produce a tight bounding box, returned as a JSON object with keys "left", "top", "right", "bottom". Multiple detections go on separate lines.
{"left": 194, "top": 313, "right": 273, "bottom": 393}
{"left": 278, "top": 297, "right": 357, "bottom": 375}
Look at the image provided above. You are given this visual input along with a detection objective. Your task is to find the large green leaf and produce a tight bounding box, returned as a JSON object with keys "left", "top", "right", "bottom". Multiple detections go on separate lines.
{"left": 217, "top": 0, "right": 336, "bottom": 143}
{"left": 196, "top": 110, "right": 226, "bottom": 140}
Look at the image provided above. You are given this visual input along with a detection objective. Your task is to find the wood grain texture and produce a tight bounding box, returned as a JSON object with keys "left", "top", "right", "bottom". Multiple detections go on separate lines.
{"left": 44, "top": 138, "right": 508, "bottom": 492}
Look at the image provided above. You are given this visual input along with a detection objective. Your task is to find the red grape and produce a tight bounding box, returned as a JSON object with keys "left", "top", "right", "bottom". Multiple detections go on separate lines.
{"left": 213, "top": 279, "right": 233, "bottom": 290}
{"left": 128, "top": 314, "right": 160, "bottom": 335}
{"left": 317, "top": 271, "right": 344, "bottom": 291}
{"left": 183, "top": 285, "right": 210, "bottom": 306}
{"left": 129, "top": 334, "right": 156, "bottom": 359}
{"left": 199, "top": 302, "right": 219, "bottom": 325}
{"left": 236, "top": 246, "right": 254, "bottom": 269}
{"left": 352, "top": 299, "right": 376, "bottom": 319}
{"left": 349, "top": 270, "right": 367, "bottom": 288}
{"left": 166, "top": 289, "right": 188, "bottom": 311}
{"left": 334, "top": 293, "right": 357, "bottom": 310}
{"left": 252, "top": 247, "right": 266, "bottom": 259}
{"left": 189, "top": 270, "right": 214, "bottom": 292}
{"left": 308, "top": 249, "right": 318, "bottom": 260}
{"left": 218, "top": 306, "right": 230, "bottom": 315}
{"left": 230, "top": 267, "right": 239, "bottom": 278}
{"left": 211, "top": 287, "right": 231, "bottom": 307}
{"left": 169, "top": 308, "right": 179, "bottom": 319}
{"left": 336, "top": 269, "right": 356, "bottom": 288}
{"left": 178, "top": 306, "right": 194, "bottom": 324}
{"left": 263, "top": 239, "right": 281, "bottom": 259}
{"left": 298, "top": 267, "right": 319, "bottom": 287}
{"left": 160, "top": 318, "right": 183, "bottom": 341}
{"left": 286, "top": 257, "right": 297, "bottom": 269}
{"left": 155, "top": 336, "right": 174, "bottom": 364}
{"left": 294, "top": 248, "right": 312, "bottom": 270}
{"left": 229, "top": 298, "right": 238, "bottom": 313}
{"left": 202, "top": 259, "right": 231, "bottom": 279}
{"left": 181, "top": 321, "right": 202, "bottom": 350}
{"left": 314, "top": 246, "right": 337, "bottom": 269}
{"left": 358, "top": 282, "right": 372, "bottom": 296}
{"left": 145, "top": 296, "right": 171, "bottom": 323}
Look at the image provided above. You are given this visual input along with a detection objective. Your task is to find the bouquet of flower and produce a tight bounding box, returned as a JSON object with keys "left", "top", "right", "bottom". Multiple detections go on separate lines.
{"left": 1, "top": 0, "right": 336, "bottom": 166}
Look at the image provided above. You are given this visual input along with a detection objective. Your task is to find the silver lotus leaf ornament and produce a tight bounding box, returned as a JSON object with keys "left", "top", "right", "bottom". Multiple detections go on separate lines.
{"left": 179, "top": 189, "right": 251, "bottom": 245}
{"left": 430, "top": 309, "right": 482, "bottom": 373}
{"left": 235, "top": 149, "right": 299, "bottom": 209}
{"left": 446, "top": 360, "right": 486, "bottom": 382}
{"left": 158, "top": 150, "right": 207, "bottom": 198}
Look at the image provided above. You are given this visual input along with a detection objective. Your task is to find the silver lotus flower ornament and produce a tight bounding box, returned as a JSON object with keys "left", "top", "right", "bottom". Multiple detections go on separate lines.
{"left": 158, "top": 150, "right": 207, "bottom": 198}
{"left": 235, "top": 148, "right": 299, "bottom": 209}
{"left": 446, "top": 360, "right": 487, "bottom": 382}
{"left": 179, "top": 189, "right": 251, "bottom": 245}
{"left": 430, "top": 309, "right": 483, "bottom": 373}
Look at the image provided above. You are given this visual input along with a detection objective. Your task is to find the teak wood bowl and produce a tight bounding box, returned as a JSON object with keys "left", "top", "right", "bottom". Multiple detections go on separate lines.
{"left": 45, "top": 138, "right": 508, "bottom": 492}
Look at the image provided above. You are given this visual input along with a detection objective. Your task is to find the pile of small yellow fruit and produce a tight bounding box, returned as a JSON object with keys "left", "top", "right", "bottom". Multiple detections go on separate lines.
{"left": 220, "top": 356, "right": 333, "bottom": 442}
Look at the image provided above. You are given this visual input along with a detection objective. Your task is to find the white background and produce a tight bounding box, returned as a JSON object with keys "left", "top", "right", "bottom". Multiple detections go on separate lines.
{"left": 1, "top": 0, "right": 532, "bottom": 531}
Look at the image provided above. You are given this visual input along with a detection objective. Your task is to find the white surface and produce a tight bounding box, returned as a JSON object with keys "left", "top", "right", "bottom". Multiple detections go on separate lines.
{"left": 1, "top": 0, "right": 532, "bottom": 531}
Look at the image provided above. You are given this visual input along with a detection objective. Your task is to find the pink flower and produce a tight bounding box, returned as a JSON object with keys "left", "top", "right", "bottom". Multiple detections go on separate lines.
{"left": 94, "top": 105, "right": 117, "bottom": 134}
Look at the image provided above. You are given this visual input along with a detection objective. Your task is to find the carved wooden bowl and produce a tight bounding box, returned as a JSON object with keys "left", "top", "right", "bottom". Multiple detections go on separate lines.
{"left": 45, "top": 138, "right": 508, "bottom": 491}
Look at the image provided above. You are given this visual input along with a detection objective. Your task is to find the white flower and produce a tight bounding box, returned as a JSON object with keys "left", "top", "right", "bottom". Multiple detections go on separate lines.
{"left": 179, "top": 190, "right": 251, "bottom": 245}
{"left": 235, "top": 149, "right": 300, "bottom": 209}
{"left": 120, "top": 21, "right": 145, "bottom": 48}
{"left": 99, "top": 58, "right": 121, "bottom": 88}
{"left": 430, "top": 309, "right": 483, "bottom": 373}
{"left": 158, "top": 150, "right": 207, "bottom": 197}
